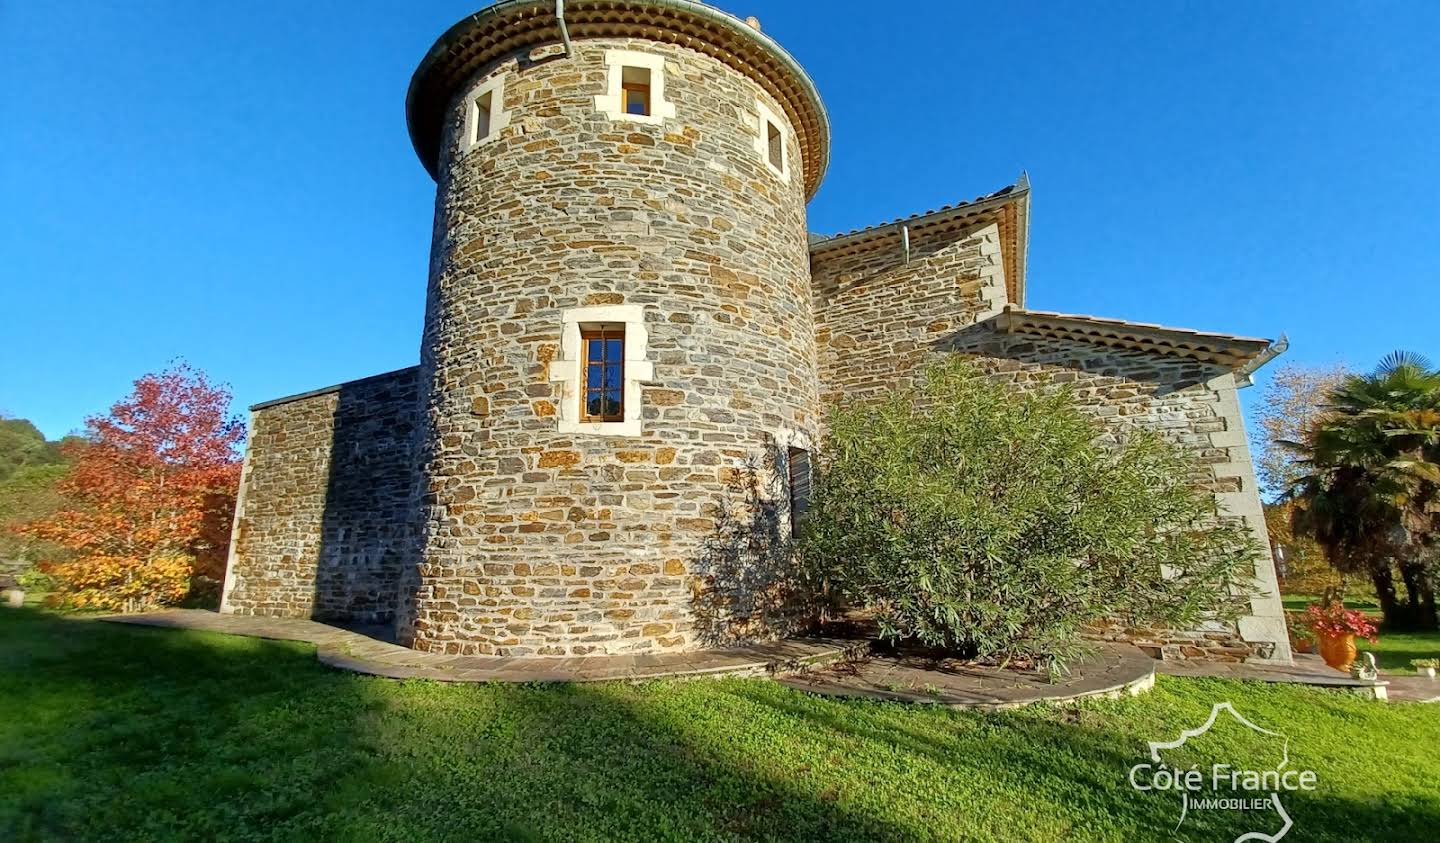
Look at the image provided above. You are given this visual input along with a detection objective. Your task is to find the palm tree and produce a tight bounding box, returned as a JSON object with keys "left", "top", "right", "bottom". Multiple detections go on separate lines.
{"left": 1287, "top": 352, "right": 1440, "bottom": 630}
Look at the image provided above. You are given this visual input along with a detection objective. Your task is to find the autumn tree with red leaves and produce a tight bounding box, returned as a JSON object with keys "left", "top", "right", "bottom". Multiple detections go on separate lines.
{"left": 17, "top": 364, "right": 245, "bottom": 611}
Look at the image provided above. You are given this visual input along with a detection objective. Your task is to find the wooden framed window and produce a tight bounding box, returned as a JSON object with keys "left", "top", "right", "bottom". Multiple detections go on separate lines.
{"left": 581, "top": 326, "right": 625, "bottom": 422}
{"left": 621, "top": 66, "right": 651, "bottom": 116}
{"left": 553, "top": 304, "right": 649, "bottom": 435}
{"left": 596, "top": 51, "right": 672, "bottom": 124}
{"left": 787, "top": 446, "right": 811, "bottom": 534}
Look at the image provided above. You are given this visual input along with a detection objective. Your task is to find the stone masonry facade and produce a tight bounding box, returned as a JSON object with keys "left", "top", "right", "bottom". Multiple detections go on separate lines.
{"left": 397, "top": 33, "right": 820, "bottom": 656}
{"left": 222, "top": 367, "right": 419, "bottom": 624}
{"left": 221, "top": 1, "right": 1290, "bottom": 663}
{"left": 812, "top": 222, "right": 1007, "bottom": 406}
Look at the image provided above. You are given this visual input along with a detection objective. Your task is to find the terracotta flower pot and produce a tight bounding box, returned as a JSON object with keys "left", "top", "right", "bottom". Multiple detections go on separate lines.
{"left": 1319, "top": 633, "right": 1357, "bottom": 672}
{"left": 1293, "top": 639, "right": 1313, "bottom": 654}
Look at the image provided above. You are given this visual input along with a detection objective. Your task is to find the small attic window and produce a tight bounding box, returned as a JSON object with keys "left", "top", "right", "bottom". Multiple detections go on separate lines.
{"left": 766, "top": 120, "right": 783, "bottom": 170}
{"left": 753, "top": 99, "right": 791, "bottom": 183}
{"left": 595, "top": 50, "right": 673, "bottom": 124}
{"left": 460, "top": 75, "right": 508, "bottom": 155}
{"left": 473, "top": 91, "right": 494, "bottom": 142}
{"left": 621, "top": 67, "right": 651, "bottom": 117}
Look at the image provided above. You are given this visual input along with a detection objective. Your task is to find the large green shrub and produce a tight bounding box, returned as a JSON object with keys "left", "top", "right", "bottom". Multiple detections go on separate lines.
{"left": 798, "top": 359, "right": 1257, "bottom": 669}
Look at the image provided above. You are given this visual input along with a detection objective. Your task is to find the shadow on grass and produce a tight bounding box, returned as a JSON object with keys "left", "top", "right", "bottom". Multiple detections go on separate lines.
{"left": 0, "top": 606, "right": 361, "bottom": 840}
{"left": 0, "top": 608, "right": 900, "bottom": 841}
{"left": 4, "top": 608, "right": 1439, "bottom": 842}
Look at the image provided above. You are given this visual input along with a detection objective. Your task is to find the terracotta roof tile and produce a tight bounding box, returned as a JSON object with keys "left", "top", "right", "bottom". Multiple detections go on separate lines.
{"left": 810, "top": 177, "right": 1025, "bottom": 242}
{"left": 994, "top": 306, "right": 1285, "bottom": 374}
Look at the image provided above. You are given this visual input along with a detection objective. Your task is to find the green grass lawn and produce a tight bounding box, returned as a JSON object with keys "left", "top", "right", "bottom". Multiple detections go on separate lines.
{"left": 1361, "top": 630, "right": 1440, "bottom": 674}
{"left": 3, "top": 608, "right": 1438, "bottom": 842}
{"left": 1279, "top": 593, "right": 1381, "bottom": 613}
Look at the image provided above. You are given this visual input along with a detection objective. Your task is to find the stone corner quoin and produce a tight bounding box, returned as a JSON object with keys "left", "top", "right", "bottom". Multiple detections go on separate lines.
{"left": 219, "top": 0, "right": 1291, "bottom": 664}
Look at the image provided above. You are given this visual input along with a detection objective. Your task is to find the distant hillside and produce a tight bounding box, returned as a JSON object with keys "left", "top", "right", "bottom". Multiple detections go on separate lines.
{"left": 0, "top": 417, "right": 74, "bottom": 573}
{"left": 0, "top": 418, "right": 66, "bottom": 483}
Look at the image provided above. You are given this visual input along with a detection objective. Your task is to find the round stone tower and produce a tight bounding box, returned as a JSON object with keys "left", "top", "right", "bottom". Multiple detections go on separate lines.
{"left": 397, "top": 0, "right": 830, "bottom": 656}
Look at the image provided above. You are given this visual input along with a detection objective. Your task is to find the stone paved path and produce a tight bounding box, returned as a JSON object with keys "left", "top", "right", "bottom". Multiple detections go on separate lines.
{"left": 101, "top": 611, "right": 1440, "bottom": 705}
{"left": 778, "top": 643, "right": 1156, "bottom": 709}
{"left": 101, "top": 610, "right": 868, "bottom": 683}
{"left": 1158, "top": 653, "right": 1440, "bottom": 703}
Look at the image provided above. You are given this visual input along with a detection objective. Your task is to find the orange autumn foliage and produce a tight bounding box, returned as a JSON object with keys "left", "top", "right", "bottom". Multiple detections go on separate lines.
{"left": 16, "top": 364, "right": 244, "bottom": 611}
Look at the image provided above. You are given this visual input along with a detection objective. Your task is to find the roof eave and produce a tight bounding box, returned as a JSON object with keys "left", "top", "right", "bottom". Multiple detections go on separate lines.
{"left": 248, "top": 365, "right": 421, "bottom": 412}
{"left": 993, "top": 307, "right": 1278, "bottom": 372}
{"left": 406, "top": 0, "right": 831, "bottom": 199}
{"left": 1235, "top": 334, "right": 1289, "bottom": 386}
{"left": 808, "top": 181, "right": 1029, "bottom": 255}
{"left": 1012, "top": 173, "right": 1031, "bottom": 308}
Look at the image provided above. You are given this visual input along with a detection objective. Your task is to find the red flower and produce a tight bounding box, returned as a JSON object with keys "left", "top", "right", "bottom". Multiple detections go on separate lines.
{"left": 1303, "top": 600, "right": 1379, "bottom": 642}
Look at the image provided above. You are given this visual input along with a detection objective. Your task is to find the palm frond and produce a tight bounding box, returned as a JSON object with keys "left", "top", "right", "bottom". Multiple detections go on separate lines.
{"left": 1376, "top": 350, "right": 1434, "bottom": 378}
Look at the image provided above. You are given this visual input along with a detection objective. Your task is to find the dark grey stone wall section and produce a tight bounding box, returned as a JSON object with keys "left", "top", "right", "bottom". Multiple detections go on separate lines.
{"left": 222, "top": 367, "right": 420, "bottom": 624}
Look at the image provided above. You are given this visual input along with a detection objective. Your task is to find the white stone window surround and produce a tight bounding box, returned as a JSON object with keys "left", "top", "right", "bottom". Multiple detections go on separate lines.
{"left": 549, "top": 305, "right": 653, "bottom": 437}
{"left": 772, "top": 427, "right": 814, "bottom": 462}
{"left": 460, "top": 74, "right": 510, "bottom": 155}
{"left": 754, "top": 98, "right": 791, "bottom": 183}
{"left": 594, "top": 50, "right": 676, "bottom": 125}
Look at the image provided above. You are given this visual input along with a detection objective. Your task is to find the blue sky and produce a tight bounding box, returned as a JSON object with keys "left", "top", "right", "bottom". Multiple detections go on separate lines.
{"left": 3, "top": 1, "right": 1437, "bottom": 440}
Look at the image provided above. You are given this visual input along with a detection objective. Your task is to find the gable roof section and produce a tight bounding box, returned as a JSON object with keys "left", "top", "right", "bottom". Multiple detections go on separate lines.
{"left": 993, "top": 306, "right": 1286, "bottom": 376}
{"left": 809, "top": 176, "right": 1030, "bottom": 306}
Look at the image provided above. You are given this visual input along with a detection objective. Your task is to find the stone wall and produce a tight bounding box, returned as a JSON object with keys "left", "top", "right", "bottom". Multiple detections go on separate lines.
{"left": 400, "top": 36, "right": 821, "bottom": 656}
{"left": 811, "top": 222, "right": 1007, "bottom": 406}
{"left": 221, "top": 367, "right": 419, "bottom": 624}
